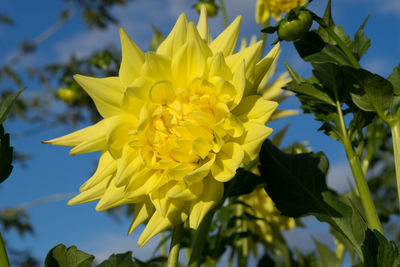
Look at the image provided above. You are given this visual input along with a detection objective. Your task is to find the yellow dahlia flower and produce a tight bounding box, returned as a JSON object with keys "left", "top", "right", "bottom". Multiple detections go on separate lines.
{"left": 256, "top": 0, "right": 305, "bottom": 24}
{"left": 44, "top": 9, "right": 278, "bottom": 246}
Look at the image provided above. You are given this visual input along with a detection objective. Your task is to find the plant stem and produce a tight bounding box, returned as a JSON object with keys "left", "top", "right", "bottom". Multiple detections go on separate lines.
{"left": 335, "top": 100, "right": 383, "bottom": 233}
{"left": 218, "top": 0, "right": 228, "bottom": 28}
{"left": 0, "top": 232, "right": 10, "bottom": 267}
{"left": 167, "top": 224, "right": 183, "bottom": 267}
{"left": 389, "top": 118, "right": 400, "bottom": 210}
{"left": 160, "top": 232, "right": 166, "bottom": 257}
{"left": 260, "top": 20, "right": 269, "bottom": 55}
{"left": 188, "top": 208, "right": 217, "bottom": 267}
{"left": 236, "top": 199, "right": 248, "bottom": 267}
{"left": 313, "top": 15, "right": 361, "bottom": 69}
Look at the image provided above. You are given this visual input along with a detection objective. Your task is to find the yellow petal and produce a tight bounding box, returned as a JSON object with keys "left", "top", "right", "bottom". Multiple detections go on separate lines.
{"left": 196, "top": 4, "right": 211, "bottom": 44}
{"left": 167, "top": 181, "right": 203, "bottom": 200}
{"left": 115, "top": 146, "right": 143, "bottom": 187}
{"left": 157, "top": 13, "right": 188, "bottom": 58}
{"left": 189, "top": 176, "right": 223, "bottom": 229}
{"left": 80, "top": 151, "right": 116, "bottom": 191}
{"left": 184, "top": 154, "right": 216, "bottom": 184}
{"left": 128, "top": 199, "right": 154, "bottom": 235}
{"left": 106, "top": 114, "right": 137, "bottom": 159}
{"left": 149, "top": 80, "right": 176, "bottom": 104}
{"left": 211, "top": 142, "right": 244, "bottom": 182}
{"left": 119, "top": 28, "right": 145, "bottom": 87}
{"left": 208, "top": 53, "right": 233, "bottom": 81}
{"left": 171, "top": 37, "right": 206, "bottom": 88}
{"left": 141, "top": 52, "right": 172, "bottom": 81}
{"left": 209, "top": 16, "right": 242, "bottom": 56}
{"left": 232, "top": 95, "right": 278, "bottom": 124}
{"left": 235, "top": 121, "right": 273, "bottom": 162}
{"left": 254, "top": 43, "right": 280, "bottom": 90}
{"left": 68, "top": 176, "right": 110, "bottom": 205}
{"left": 74, "top": 75, "right": 124, "bottom": 118}
{"left": 96, "top": 178, "right": 129, "bottom": 211}
{"left": 137, "top": 211, "right": 173, "bottom": 247}
{"left": 231, "top": 60, "right": 246, "bottom": 108}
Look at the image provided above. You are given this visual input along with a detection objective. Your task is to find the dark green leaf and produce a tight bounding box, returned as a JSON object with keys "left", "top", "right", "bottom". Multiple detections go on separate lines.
{"left": 353, "top": 15, "right": 371, "bottom": 60}
{"left": 317, "top": 0, "right": 352, "bottom": 48}
{"left": 312, "top": 63, "right": 348, "bottom": 102}
{"left": 314, "top": 239, "right": 342, "bottom": 267}
{"left": 0, "top": 87, "right": 26, "bottom": 125}
{"left": 258, "top": 140, "right": 337, "bottom": 218}
{"left": 261, "top": 25, "right": 279, "bottom": 34}
{"left": 0, "top": 125, "right": 13, "bottom": 183}
{"left": 346, "top": 68, "right": 394, "bottom": 115}
{"left": 387, "top": 64, "right": 400, "bottom": 95}
{"left": 285, "top": 80, "right": 335, "bottom": 106}
{"left": 284, "top": 61, "right": 305, "bottom": 84}
{"left": 257, "top": 252, "right": 275, "bottom": 267}
{"left": 294, "top": 31, "right": 352, "bottom": 66}
{"left": 362, "top": 229, "right": 400, "bottom": 267}
{"left": 44, "top": 243, "right": 94, "bottom": 267}
{"left": 97, "top": 252, "right": 134, "bottom": 267}
{"left": 223, "top": 169, "right": 265, "bottom": 198}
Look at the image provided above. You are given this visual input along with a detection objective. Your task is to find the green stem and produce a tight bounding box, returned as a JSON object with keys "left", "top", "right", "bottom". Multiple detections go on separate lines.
{"left": 260, "top": 20, "right": 269, "bottom": 55}
{"left": 335, "top": 100, "right": 383, "bottom": 233}
{"left": 160, "top": 232, "right": 166, "bottom": 257}
{"left": 0, "top": 232, "right": 10, "bottom": 267}
{"left": 188, "top": 208, "right": 217, "bottom": 267}
{"left": 218, "top": 0, "right": 228, "bottom": 28}
{"left": 236, "top": 199, "right": 248, "bottom": 267}
{"left": 167, "top": 224, "right": 183, "bottom": 267}
{"left": 313, "top": 15, "right": 361, "bottom": 69}
{"left": 389, "top": 119, "right": 400, "bottom": 210}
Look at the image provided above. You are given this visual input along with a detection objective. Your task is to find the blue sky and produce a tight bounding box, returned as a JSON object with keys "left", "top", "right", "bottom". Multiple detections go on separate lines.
{"left": 1, "top": 0, "right": 400, "bottom": 265}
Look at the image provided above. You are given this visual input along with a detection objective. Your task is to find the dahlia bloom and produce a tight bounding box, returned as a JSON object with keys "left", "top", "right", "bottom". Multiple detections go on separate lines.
{"left": 44, "top": 9, "right": 278, "bottom": 246}
{"left": 255, "top": 0, "right": 305, "bottom": 24}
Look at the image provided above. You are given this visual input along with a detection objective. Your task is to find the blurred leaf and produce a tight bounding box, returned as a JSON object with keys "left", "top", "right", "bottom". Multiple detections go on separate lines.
{"left": 294, "top": 32, "right": 352, "bottom": 66}
{"left": 0, "top": 125, "right": 13, "bottom": 183}
{"left": 149, "top": 24, "right": 165, "bottom": 52}
{"left": 387, "top": 64, "right": 400, "bottom": 96}
{"left": 0, "top": 87, "right": 26, "bottom": 125}
{"left": 0, "top": 14, "right": 14, "bottom": 25}
{"left": 271, "top": 124, "right": 289, "bottom": 147}
{"left": 361, "top": 229, "right": 400, "bottom": 267}
{"left": 257, "top": 252, "right": 275, "bottom": 267}
{"left": 353, "top": 15, "right": 371, "bottom": 60}
{"left": 314, "top": 239, "right": 342, "bottom": 267}
{"left": 44, "top": 244, "right": 94, "bottom": 267}
{"left": 97, "top": 251, "right": 134, "bottom": 267}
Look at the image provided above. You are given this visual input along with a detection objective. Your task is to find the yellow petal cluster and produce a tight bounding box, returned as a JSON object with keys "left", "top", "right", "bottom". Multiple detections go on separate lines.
{"left": 256, "top": 0, "right": 306, "bottom": 24}
{"left": 44, "top": 8, "right": 278, "bottom": 246}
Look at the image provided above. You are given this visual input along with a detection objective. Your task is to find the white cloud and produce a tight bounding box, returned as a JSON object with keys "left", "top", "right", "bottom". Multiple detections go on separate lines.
{"left": 327, "top": 161, "right": 354, "bottom": 193}
{"left": 379, "top": 0, "right": 400, "bottom": 14}
{"left": 363, "top": 57, "right": 393, "bottom": 76}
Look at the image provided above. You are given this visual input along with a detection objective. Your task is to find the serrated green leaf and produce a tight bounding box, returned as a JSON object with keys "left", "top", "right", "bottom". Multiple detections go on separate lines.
{"left": 284, "top": 61, "right": 304, "bottom": 84}
{"left": 346, "top": 68, "right": 394, "bottom": 116}
{"left": 353, "top": 15, "right": 371, "bottom": 60}
{"left": 0, "top": 87, "right": 26, "bottom": 125}
{"left": 314, "top": 239, "right": 342, "bottom": 267}
{"left": 285, "top": 80, "right": 335, "bottom": 106}
{"left": 362, "top": 229, "right": 400, "bottom": 267}
{"left": 0, "top": 125, "right": 13, "bottom": 183}
{"left": 258, "top": 140, "right": 338, "bottom": 218}
{"left": 387, "top": 64, "right": 400, "bottom": 96}
{"left": 97, "top": 252, "right": 134, "bottom": 267}
{"left": 313, "top": 63, "right": 349, "bottom": 102}
{"left": 44, "top": 243, "right": 94, "bottom": 267}
{"left": 294, "top": 32, "right": 352, "bottom": 66}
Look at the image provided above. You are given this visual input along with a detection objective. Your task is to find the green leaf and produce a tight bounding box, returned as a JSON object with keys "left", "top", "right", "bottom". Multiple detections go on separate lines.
{"left": 346, "top": 68, "right": 394, "bottom": 116}
{"left": 258, "top": 140, "right": 338, "bottom": 218}
{"left": 387, "top": 64, "right": 400, "bottom": 95}
{"left": 313, "top": 63, "right": 348, "bottom": 102}
{"left": 294, "top": 31, "right": 352, "bottom": 66}
{"left": 317, "top": 0, "right": 352, "bottom": 49}
{"left": 353, "top": 15, "right": 371, "bottom": 60}
{"left": 44, "top": 243, "right": 94, "bottom": 267}
{"left": 314, "top": 239, "right": 342, "bottom": 267}
{"left": 0, "top": 125, "right": 13, "bottom": 183}
{"left": 0, "top": 87, "right": 26, "bottom": 125}
{"left": 223, "top": 169, "right": 265, "bottom": 198}
{"left": 271, "top": 124, "right": 289, "bottom": 147}
{"left": 285, "top": 80, "right": 335, "bottom": 106}
{"left": 361, "top": 229, "right": 400, "bottom": 267}
{"left": 259, "top": 140, "right": 366, "bottom": 259}
{"left": 284, "top": 61, "right": 304, "bottom": 84}
{"left": 97, "top": 252, "right": 134, "bottom": 267}
{"left": 261, "top": 25, "right": 279, "bottom": 34}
